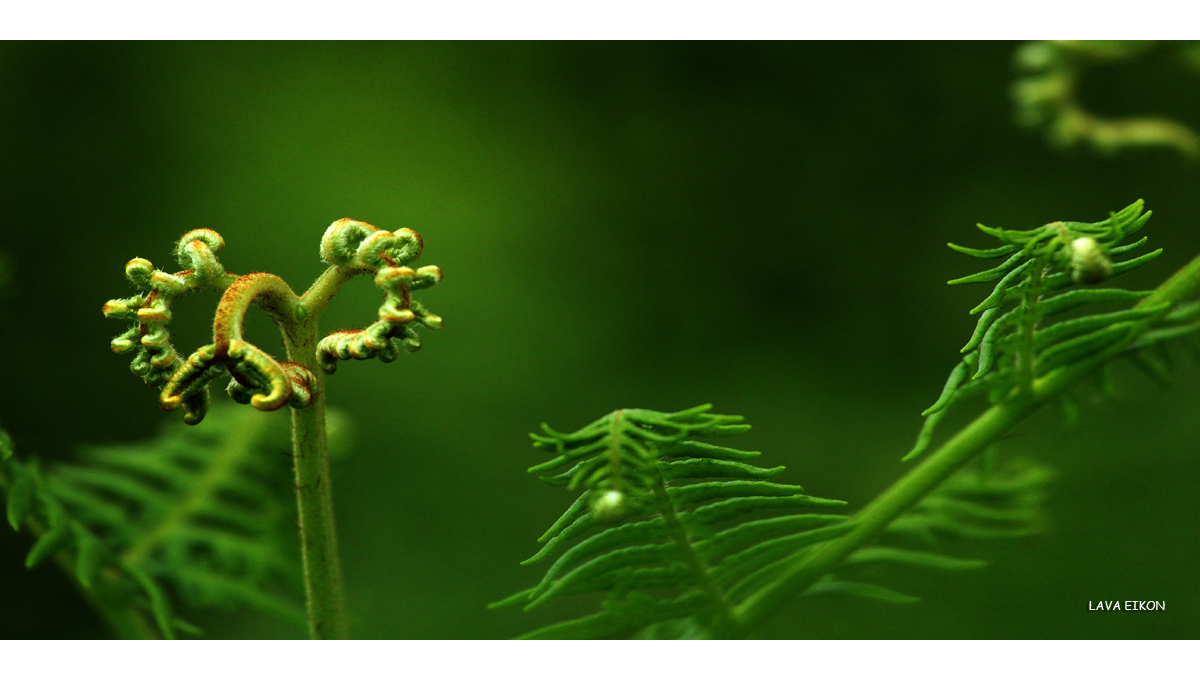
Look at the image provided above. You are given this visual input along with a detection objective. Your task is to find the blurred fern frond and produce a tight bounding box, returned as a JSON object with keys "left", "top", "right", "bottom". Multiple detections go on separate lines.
{"left": 1012, "top": 40, "right": 1200, "bottom": 159}
{"left": 494, "top": 406, "right": 1050, "bottom": 639}
{"left": 908, "top": 200, "right": 1178, "bottom": 460}
{"left": 800, "top": 454, "right": 1051, "bottom": 615}
{"left": 1, "top": 403, "right": 312, "bottom": 638}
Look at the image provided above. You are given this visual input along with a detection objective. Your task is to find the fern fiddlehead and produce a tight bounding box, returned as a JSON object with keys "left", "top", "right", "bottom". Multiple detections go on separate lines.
{"left": 100, "top": 219, "right": 444, "bottom": 639}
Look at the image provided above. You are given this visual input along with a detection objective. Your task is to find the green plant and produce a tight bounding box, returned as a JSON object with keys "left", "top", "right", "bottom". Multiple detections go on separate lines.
{"left": 0, "top": 405, "right": 345, "bottom": 637}
{"left": 5, "top": 220, "right": 443, "bottom": 639}
{"left": 4, "top": 42, "right": 1199, "bottom": 642}
{"left": 496, "top": 201, "right": 1200, "bottom": 638}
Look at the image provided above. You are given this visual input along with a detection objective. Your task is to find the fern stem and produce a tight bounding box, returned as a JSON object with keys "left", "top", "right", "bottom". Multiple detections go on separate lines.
{"left": 650, "top": 468, "right": 735, "bottom": 629}
{"left": 120, "top": 409, "right": 270, "bottom": 566}
{"left": 1016, "top": 263, "right": 1045, "bottom": 392}
{"left": 284, "top": 317, "right": 350, "bottom": 640}
{"left": 730, "top": 249, "right": 1200, "bottom": 634}
{"left": 299, "top": 265, "right": 363, "bottom": 319}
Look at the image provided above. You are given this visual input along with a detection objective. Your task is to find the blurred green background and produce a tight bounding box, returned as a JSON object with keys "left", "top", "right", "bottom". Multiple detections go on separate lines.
{"left": 1, "top": 41, "right": 1198, "bottom": 639}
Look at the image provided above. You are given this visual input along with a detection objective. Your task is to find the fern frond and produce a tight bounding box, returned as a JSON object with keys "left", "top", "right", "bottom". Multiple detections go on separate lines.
{"left": 908, "top": 201, "right": 1174, "bottom": 461}
{"left": 496, "top": 406, "right": 849, "bottom": 636}
{"left": 882, "top": 456, "right": 1050, "bottom": 546}
{"left": 806, "top": 455, "right": 1051, "bottom": 608}
{"left": 1012, "top": 41, "right": 1200, "bottom": 159}
{"left": 498, "top": 407, "right": 1050, "bottom": 639}
{"left": 1, "top": 403, "right": 318, "bottom": 638}
{"left": 526, "top": 405, "right": 751, "bottom": 521}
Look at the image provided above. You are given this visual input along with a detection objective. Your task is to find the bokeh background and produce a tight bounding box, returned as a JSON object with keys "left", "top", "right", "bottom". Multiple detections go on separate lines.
{"left": 1, "top": 41, "right": 1198, "bottom": 639}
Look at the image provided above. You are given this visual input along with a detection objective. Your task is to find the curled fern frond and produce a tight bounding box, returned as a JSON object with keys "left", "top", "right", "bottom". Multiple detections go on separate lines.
{"left": 103, "top": 219, "right": 443, "bottom": 639}
{"left": 103, "top": 232, "right": 240, "bottom": 424}
{"left": 315, "top": 219, "right": 443, "bottom": 374}
{"left": 1, "top": 404, "right": 319, "bottom": 638}
{"left": 104, "top": 220, "right": 443, "bottom": 424}
{"left": 908, "top": 201, "right": 1165, "bottom": 461}
{"left": 1012, "top": 41, "right": 1200, "bottom": 159}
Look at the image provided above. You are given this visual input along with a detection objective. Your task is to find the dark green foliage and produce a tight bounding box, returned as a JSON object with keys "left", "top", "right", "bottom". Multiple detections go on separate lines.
{"left": 497, "top": 406, "right": 1050, "bottom": 639}
{"left": 1121, "top": 299, "right": 1200, "bottom": 385}
{"left": 0, "top": 404, "right": 314, "bottom": 638}
{"left": 908, "top": 201, "right": 1171, "bottom": 461}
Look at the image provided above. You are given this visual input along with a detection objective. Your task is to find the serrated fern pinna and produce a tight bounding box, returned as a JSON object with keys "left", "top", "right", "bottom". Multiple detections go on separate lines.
{"left": 1, "top": 405, "right": 308, "bottom": 638}
{"left": 493, "top": 406, "right": 1049, "bottom": 639}
{"left": 907, "top": 199, "right": 1200, "bottom": 460}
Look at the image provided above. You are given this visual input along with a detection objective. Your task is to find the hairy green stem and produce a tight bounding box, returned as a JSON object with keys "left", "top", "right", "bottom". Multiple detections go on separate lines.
{"left": 731, "top": 250, "right": 1200, "bottom": 634}
{"left": 207, "top": 269, "right": 351, "bottom": 638}
{"left": 299, "top": 265, "right": 362, "bottom": 319}
{"left": 285, "top": 280, "right": 350, "bottom": 639}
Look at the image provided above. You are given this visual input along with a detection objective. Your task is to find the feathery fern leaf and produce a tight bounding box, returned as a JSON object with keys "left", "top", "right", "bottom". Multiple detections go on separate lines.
{"left": 497, "top": 406, "right": 1051, "bottom": 639}
{"left": 1119, "top": 299, "right": 1200, "bottom": 386}
{"left": 819, "top": 454, "right": 1052, "bottom": 605}
{"left": 908, "top": 200, "right": 1171, "bottom": 461}
{"left": 526, "top": 405, "right": 754, "bottom": 522}
{"left": 495, "top": 405, "right": 851, "bottom": 638}
{"left": 0, "top": 402, "right": 334, "bottom": 638}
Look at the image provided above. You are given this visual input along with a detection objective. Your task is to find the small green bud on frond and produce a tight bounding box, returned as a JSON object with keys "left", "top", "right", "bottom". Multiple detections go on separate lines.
{"left": 588, "top": 490, "right": 629, "bottom": 523}
{"left": 1069, "top": 237, "right": 1112, "bottom": 284}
